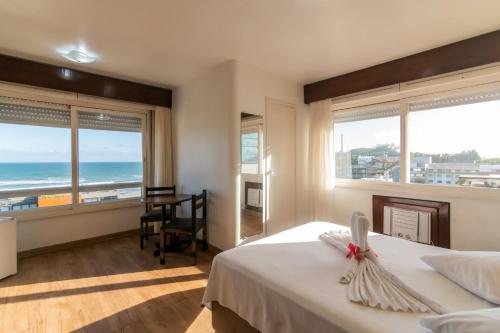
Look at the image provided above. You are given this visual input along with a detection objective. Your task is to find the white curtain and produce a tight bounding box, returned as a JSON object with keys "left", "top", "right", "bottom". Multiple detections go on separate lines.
{"left": 153, "top": 106, "right": 173, "bottom": 186}
{"left": 309, "top": 100, "right": 335, "bottom": 221}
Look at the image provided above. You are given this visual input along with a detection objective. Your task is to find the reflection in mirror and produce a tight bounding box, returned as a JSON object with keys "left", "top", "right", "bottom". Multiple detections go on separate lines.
{"left": 240, "top": 112, "right": 264, "bottom": 240}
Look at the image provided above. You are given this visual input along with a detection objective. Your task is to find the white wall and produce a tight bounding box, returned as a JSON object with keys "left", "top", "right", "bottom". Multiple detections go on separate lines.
{"left": 17, "top": 206, "right": 143, "bottom": 252}
{"left": 234, "top": 62, "right": 310, "bottom": 228}
{"left": 173, "top": 61, "right": 237, "bottom": 250}
{"left": 172, "top": 60, "right": 308, "bottom": 250}
{"left": 329, "top": 187, "right": 500, "bottom": 251}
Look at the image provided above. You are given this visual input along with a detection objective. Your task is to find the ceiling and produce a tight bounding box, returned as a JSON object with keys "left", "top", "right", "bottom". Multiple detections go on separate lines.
{"left": 0, "top": 0, "right": 499, "bottom": 89}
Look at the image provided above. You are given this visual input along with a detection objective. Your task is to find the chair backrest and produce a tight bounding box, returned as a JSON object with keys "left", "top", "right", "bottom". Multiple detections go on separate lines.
{"left": 145, "top": 185, "right": 176, "bottom": 197}
{"left": 144, "top": 186, "right": 176, "bottom": 211}
{"left": 190, "top": 189, "right": 207, "bottom": 222}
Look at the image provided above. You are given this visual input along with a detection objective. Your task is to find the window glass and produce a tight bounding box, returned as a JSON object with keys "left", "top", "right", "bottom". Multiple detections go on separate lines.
{"left": 0, "top": 100, "right": 148, "bottom": 214}
{"left": 409, "top": 96, "right": 500, "bottom": 188}
{"left": 78, "top": 130, "right": 143, "bottom": 185}
{"left": 78, "top": 120, "right": 143, "bottom": 202}
{"left": 0, "top": 123, "right": 71, "bottom": 211}
{"left": 334, "top": 105, "right": 400, "bottom": 182}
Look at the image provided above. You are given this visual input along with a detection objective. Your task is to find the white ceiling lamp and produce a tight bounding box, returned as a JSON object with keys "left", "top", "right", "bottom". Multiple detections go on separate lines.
{"left": 96, "top": 113, "right": 111, "bottom": 121}
{"left": 60, "top": 49, "right": 98, "bottom": 64}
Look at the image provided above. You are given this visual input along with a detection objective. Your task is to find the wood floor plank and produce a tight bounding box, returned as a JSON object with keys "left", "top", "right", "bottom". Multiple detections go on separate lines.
{"left": 0, "top": 235, "right": 215, "bottom": 333}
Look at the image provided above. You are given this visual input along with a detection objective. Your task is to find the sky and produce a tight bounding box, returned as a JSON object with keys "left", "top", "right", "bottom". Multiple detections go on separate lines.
{"left": 0, "top": 125, "right": 142, "bottom": 162}
{"left": 334, "top": 99, "right": 500, "bottom": 159}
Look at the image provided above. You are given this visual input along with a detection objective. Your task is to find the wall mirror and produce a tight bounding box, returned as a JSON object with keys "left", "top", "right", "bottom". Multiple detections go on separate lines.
{"left": 240, "top": 112, "right": 264, "bottom": 240}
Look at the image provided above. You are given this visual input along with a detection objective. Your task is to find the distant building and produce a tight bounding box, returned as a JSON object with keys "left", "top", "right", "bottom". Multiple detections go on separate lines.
{"left": 335, "top": 151, "right": 352, "bottom": 179}
{"left": 38, "top": 194, "right": 72, "bottom": 207}
{"left": 357, "top": 156, "right": 374, "bottom": 165}
{"left": 338, "top": 148, "right": 500, "bottom": 186}
{"left": 410, "top": 160, "right": 500, "bottom": 186}
{"left": 391, "top": 166, "right": 400, "bottom": 182}
{"left": 424, "top": 163, "right": 479, "bottom": 185}
{"left": 458, "top": 174, "right": 500, "bottom": 188}
{"left": 410, "top": 156, "right": 432, "bottom": 183}
{"left": 0, "top": 196, "right": 38, "bottom": 212}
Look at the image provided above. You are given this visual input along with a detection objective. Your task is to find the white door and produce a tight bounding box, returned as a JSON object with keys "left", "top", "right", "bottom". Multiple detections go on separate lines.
{"left": 265, "top": 98, "right": 296, "bottom": 235}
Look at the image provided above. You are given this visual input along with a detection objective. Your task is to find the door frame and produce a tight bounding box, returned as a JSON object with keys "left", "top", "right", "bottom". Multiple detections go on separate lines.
{"left": 238, "top": 113, "right": 266, "bottom": 246}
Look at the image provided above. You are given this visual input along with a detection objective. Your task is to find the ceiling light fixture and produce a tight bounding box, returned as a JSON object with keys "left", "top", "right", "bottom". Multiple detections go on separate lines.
{"left": 97, "top": 113, "right": 111, "bottom": 121}
{"left": 61, "top": 49, "right": 97, "bottom": 64}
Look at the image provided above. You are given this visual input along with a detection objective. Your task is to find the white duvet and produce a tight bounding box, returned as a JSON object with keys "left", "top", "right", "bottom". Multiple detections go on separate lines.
{"left": 202, "top": 222, "right": 494, "bottom": 333}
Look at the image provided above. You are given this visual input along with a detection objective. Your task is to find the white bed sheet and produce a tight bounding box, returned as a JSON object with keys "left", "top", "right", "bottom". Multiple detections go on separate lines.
{"left": 202, "top": 222, "right": 494, "bottom": 333}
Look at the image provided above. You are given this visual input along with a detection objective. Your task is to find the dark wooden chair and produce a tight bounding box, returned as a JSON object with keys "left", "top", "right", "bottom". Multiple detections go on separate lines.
{"left": 140, "top": 185, "right": 176, "bottom": 249}
{"left": 163, "top": 189, "right": 208, "bottom": 265}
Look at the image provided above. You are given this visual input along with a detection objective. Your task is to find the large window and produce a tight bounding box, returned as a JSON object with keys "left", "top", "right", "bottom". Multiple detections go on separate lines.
{"left": 334, "top": 104, "right": 400, "bottom": 182}
{"left": 0, "top": 97, "right": 146, "bottom": 214}
{"left": 409, "top": 89, "right": 500, "bottom": 188}
{"left": 333, "top": 84, "right": 500, "bottom": 191}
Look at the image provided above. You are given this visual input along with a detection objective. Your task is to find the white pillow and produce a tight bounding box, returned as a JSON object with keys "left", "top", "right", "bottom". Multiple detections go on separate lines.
{"left": 420, "top": 308, "right": 500, "bottom": 333}
{"left": 421, "top": 252, "right": 500, "bottom": 305}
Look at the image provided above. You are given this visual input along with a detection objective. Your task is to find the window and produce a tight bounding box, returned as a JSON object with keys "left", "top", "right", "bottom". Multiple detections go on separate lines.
{"left": 0, "top": 96, "right": 147, "bottom": 214}
{"left": 241, "top": 130, "right": 260, "bottom": 174}
{"left": 0, "top": 100, "right": 72, "bottom": 212}
{"left": 77, "top": 111, "right": 143, "bottom": 203}
{"left": 409, "top": 88, "right": 500, "bottom": 188}
{"left": 332, "top": 83, "right": 500, "bottom": 192}
{"left": 334, "top": 103, "right": 400, "bottom": 182}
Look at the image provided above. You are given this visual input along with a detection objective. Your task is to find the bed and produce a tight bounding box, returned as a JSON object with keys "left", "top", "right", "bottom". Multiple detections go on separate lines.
{"left": 202, "top": 222, "right": 495, "bottom": 333}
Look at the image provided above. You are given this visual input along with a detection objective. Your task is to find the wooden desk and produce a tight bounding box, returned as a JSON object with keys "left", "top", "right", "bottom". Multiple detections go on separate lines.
{"left": 141, "top": 194, "right": 192, "bottom": 264}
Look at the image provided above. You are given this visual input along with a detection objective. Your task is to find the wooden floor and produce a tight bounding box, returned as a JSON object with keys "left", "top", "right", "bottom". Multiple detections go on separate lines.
{"left": 0, "top": 235, "right": 215, "bottom": 333}
{"left": 240, "top": 211, "right": 263, "bottom": 239}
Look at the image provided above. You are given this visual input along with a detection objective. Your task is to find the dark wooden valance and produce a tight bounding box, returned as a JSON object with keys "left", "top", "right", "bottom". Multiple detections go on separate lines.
{"left": 304, "top": 29, "right": 500, "bottom": 104}
{"left": 0, "top": 54, "right": 172, "bottom": 107}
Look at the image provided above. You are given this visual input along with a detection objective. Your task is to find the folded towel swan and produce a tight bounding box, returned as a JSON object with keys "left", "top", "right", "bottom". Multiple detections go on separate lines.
{"left": 319, "top": 212, "right": 447, "bottom": 314}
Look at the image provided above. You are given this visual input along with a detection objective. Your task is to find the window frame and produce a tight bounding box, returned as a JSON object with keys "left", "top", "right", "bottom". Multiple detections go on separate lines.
{"left": 72, "top": 106, "right": 147, "bottom": 210}
{"left": 0, "top": 98, "right": 150, "bottom": 220}
{"left": 332, "top": 78, "right": 500, "bottom": 201}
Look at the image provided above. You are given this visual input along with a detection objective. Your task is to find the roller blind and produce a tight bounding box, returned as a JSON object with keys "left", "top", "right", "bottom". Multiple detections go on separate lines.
{"left": 410, "top": 88, "right": 500, "bottom": 112}
{"left": 78, "top": 111, "right": 142, "bottom": 132}
{"left": 334, "top": 102, "right": 400, "bottom": 123}
{"left": 0, "top": 96, "right": 70, "bottom": 128}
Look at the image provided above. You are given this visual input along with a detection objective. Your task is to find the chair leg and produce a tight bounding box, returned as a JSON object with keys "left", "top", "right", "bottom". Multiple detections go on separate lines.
{"left": 140, "top": 220, "right": 144, "bottom": 249}
{"left": 192, "top": 233, "right": 198, "bottom": 266}
{"left": 202, "top": 226, "right": 208, "bottom": 251}
{"left": 145, "top": 221, "right": 149, "bottom": 240}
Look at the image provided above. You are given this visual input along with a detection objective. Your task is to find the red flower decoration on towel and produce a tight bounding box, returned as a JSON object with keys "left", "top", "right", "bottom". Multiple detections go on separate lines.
{"left": 346, "top": 242, "right": 363, "bottom": 261}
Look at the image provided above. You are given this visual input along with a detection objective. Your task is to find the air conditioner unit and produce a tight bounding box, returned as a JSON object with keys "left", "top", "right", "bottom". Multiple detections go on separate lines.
{"left": 0, "top": 217, "right": 17, "bottom": 280}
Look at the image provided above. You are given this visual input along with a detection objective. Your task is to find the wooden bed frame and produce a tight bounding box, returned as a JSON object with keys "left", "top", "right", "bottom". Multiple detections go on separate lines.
{"left": 212, "top": 301, "right": 260, "bottom": 333}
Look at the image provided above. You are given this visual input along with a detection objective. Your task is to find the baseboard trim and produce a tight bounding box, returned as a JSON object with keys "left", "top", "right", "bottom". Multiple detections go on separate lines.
{"left": 18, "top": 228, "right": 223, "bottom": 259}
{"left": 207, "top": 243, "right": 223, "bottom": 255}
{"left": 18, "top": 229, "right": 140, "bottom": 259}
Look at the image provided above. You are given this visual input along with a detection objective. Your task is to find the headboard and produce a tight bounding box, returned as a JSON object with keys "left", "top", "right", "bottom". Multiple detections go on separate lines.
{"left": 372, "top": 195, "right": 450, "bottom": 248}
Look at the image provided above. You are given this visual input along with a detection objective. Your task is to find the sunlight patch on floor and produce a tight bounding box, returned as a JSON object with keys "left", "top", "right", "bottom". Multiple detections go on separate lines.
{"left": 185, "top": 307, "right": 215, "bottom": 333}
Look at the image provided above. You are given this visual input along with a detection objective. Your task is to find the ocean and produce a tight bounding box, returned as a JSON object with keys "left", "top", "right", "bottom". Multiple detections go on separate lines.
{"left": 0, "top": 162, "right": 143, "bottom": 191}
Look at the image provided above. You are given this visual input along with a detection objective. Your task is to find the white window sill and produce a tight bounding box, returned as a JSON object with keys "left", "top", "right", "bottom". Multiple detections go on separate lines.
{"left": 334, "top": 179, "right": 500, "bottom": 201}
{"left": 0, "top": 199, "right": 143, "bottom": 222}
